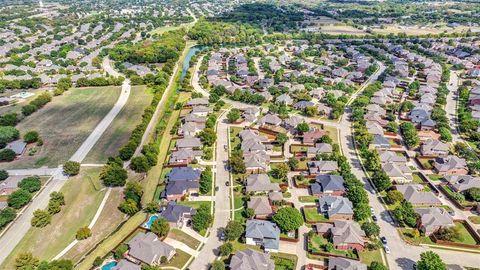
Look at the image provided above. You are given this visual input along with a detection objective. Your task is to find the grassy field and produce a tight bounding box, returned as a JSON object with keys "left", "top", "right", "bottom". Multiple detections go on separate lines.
{"left": 372, "top": 25, "right": 478, "bottom": 36}
{"left": 0, "top": 167, "right": 105, "bottom": 269}
{"left": 0, "top": 87, "right": 121, "bottom": 169}
{"left": 0, "top": 89, "right": 44, "bottom": 115}
{"left": 84, "top": 85, "right": 152, "bottom": 163}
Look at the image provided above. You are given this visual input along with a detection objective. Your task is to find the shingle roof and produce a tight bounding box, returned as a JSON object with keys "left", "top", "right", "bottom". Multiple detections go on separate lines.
{"left": 318, "top": 196, "right": 354, "bottom": 217}
{"left": 230, "top": 249, "right": 275, "bottom": 270}
{"left": 245, "top": 220, "right": 280, "bottom": 250}
{"left": 159, "top": 202, "right": 196, "bottom": 223}
{"left": 127, "top": 232, "right": 175, "bottom": 265}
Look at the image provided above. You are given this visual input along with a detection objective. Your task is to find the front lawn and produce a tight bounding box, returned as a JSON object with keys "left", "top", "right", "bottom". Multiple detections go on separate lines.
{"left": 448, "top": 223, "right": 478, "bottom": 245}
{"left": 303, "top": 207, "right": 329, "bottom": 223}
{"left": 165, "top": 249, "right": 192, "bottom": 269}
{"left": 168, "top": 229, "right": 201, "bottom": 249}
{"left": 177, "top": 200, "right": 211, "bottom": 213}
{"left": 271, "top": 252, "right": 298, "bottom": 270}
{"left": 417, "top": 158, "right": 434, "bottom": 170}
{"left": 468, "top": 216, "right": 480, "bottom": 224}
{"left": 359, "top": 248, "right": 383, "bottom": 266}
{"left": 299, "top": 196, "right": 318, "bottom": 203}
{"left": 428, "top": 174, "right": 444, "bottom": 181}
{"left": 398, "top": 228, "right": 434, "bottom": 245}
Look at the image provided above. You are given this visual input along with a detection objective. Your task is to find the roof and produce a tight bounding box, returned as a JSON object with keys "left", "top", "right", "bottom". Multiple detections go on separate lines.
{"left": 378, "top": 151, "right": 407, "bottom": 164}
{"left": 230, "top": 249, "right": 275, "bottom": 270}
{"left": 396, "top": 185, "right": 441, "bottom": 205}
{"left": 268, "top": 191, "right": 283, "bottom": 201}
{"left": 434, "top": 155, "right": 467, "bottom": 172}
{"left": 245, "top": 220, "right": 280, "bottom": 250}
{"left": 247, "top": 196, "right": 273, "bottom": 216}
{"left": 167, "top": 167, "right": 201, "bottom": 182}
{"left": 415, "top": 207, "right": 454, "bottom": 232}
{"left": 128, "top": 232, "right": 175, "bottom": 265}
{"left": 444, "top": 175, "right": 480, "bottom": 192}
{"left": 311, "top": 174, "right": 345, "bottom": 194}
{"left": 111, "top": 259, "right": 141, "bottom": 270}
{"left": 308, "top": 160, "right": 338, "bottom": 174}
{"left": 176, "top": 137, "right": 202, "bottom": 149}
{"left": 246, "top": 174, "right": 280, "bottom": 192}
{"left": 330, "top": 220, "right": 366, "bottom": 246}
{"left": 318, "top": 196, "right": 354, "bottom": 216}
{"left": 5, "top": 140, "right": 26, "bottom": 155}
{"left": 159, "top": 202, "right": 196, "bottom": 222}
{"left": 328, "top": 256, "right": 367, "bottom": 270}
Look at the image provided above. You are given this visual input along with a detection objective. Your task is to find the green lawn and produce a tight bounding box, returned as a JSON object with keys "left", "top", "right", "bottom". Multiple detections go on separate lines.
{"left": 165, "top": 249, "right": 192, "bottom": 269}
{"left": 359, "top": 248, "right": 383, "bottom": 266}
{"left": 299, "top": 196, "right": 318, "bottom": 203}
{"left": 271, "top": 252, "right": 298, "bottom": 270}
{"left": 417, "top": 158, "right": 434, "bottom": 170}
{"left": 303, "top": 208, "right": 329, "bottom": 223}
{"left": 451, "top": 223, "right": 478, "bottom": 245}
{"left": 308, "top": 233, "right": 359, "bottom": 259}
{"left": 398, "top": 228, "right": 434, "bottom": 245}
{"left": 177, "top": 200, "right": 211, "bottom": 213}
{"left": 412, "top": 173, "right": 425, "bottom": 184}
{"left": 0, "top": 167, "right": 105, "bottom": 269}
{"left": 468, "top": 216, "right": 480, "bottom": 224}
{"left": 0, "top": 87, "right": 121, "bottom": 169}
{"left": 290, "top": 145, "right": 308, "bottom": 153}
{"left": 84, "top": 85, "right": 152, "bottom": 163}
{"left": 169, "top": 229, "right": 201, "bottom": 249}
{"left": 428, "top": 174, "right": 444, "bottom": 181}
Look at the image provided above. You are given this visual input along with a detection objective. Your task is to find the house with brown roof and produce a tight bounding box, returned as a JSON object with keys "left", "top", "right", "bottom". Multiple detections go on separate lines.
{"left": 308, "top": 160, "right": 338, "bottom": 175}
{"left": 420, "top": 139, "right": 449, "bottom": 157}
{"left": 314, "top": 220, "right": 367, "bottom": 251}
{"left": 247, "top": 196, "right": 273, "bottom": 218}
{"left": 302, "top": 129, "right": 327, "bottom": 145}
{"left": 433, "top": 155, "right": 468, "bottom": 175}
{"left": 395, "top": 184, "right": 442, "bottom": 207}
{"left": 415, "top": 207, "right": 454, "bottom": 235}
{"left": 127, "top": 232, "right": 176, "bottom": 265}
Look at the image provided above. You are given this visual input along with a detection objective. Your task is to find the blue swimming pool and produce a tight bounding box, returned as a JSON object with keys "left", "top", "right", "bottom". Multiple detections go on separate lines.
{"left": 143, "top": 215, "right": 158, "bottom": 229}
{"left": 101, "top": 261, "right": 117, "bottom": 270}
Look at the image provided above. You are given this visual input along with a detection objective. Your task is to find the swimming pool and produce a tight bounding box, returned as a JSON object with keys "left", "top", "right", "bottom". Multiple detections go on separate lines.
{"left": 101, "top": 261, "right": 117, "bottom": 270}
{"left": 143, "top": 215, "right": 158, "bottom": 229}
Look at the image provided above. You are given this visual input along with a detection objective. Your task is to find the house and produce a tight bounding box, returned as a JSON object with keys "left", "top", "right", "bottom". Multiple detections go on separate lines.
{"left": 315, "top": 220, "right": 366, "bottom": 251}
{"left": 420, "top": 139, "right": 449, "bottom": 157}
{"left": 258, "top": 114, "right": 282, "bottom": 126}
{"left": 308, "top": 160, "right": 338, "bottom": 175}
{"left": 382, "top": 162, "right": 413, "bottom": 184}
{"left": 310, "top": 175, "right": 345, "bottom": 196}
{"left": 186, "top": 98, "right": 209, "bottom": 107}
{"left": 230, "top": 249, "right": 275, "bottom": 270}
{"left": 178, "top": 122, "right": 204, "bottom": 137}
{"left": 176, "top": 137, "right": 202, "bottom": 150}
{"left": 243, "top": 107, "right": 260, "bottom": 123}
{"left": 169, "top": 149, "right": 202, "bottom": 165}
{"left": 245, "top": 219, "right": 280, "bottom": 252}
{"left": 293, "top": 101, "right": 315, "bottom": 111}
{"left": 283, "top": 116, "right": 304, "bottom": 131}
{"left": 318, "top": 196, "right": 354, "bottom": 220}
{"left": 366, "top": 121, "right": 384, "bottom": 136}
{"left": 307, "top": 143, "right": 333, "bottom": 158}
{"left": 167, "top": 167, "right": 201, "bottom": 182}
{"left": 327, "top": 256, "right": 367, "bottom": 270}
{"left": 378, "top": 151, "right": 407, "bottom": 164}
{"left": 5, "top": 140, "right": 27, "bottom": 156}
{"left": 246, "top": 174, "right": 280, "bottom": 193}
{"left": 415, "top": 207, "right": 454, "bottom": 235}
{"left": 276, "top": 94, "right": 293, "bottom": 105}
{"left": 247, "top": 196, "right": 273, "bottom": 218}
{"left": 159, "top": 202, "right": 196, "bottom": 228}
{"left": 0, "top": 176, "right": 22, "bottom": 196}
{"left": 444, "top": 175, "right": 480, "bottom": 192}
{"left": 191, "top": 106, "right": 213, "bottom": 117}
{"left": 370, "top": 134, "right": 390, "bottom": 150}
{"left": 395, "top": 184, "right": 442, "bottom": 207}
{"left": 111, "top": 259, "right": 141, "bottom": 270}
{"left": 244, "top": 151, "right": 270, "bottom": 173}
{"left": 127, "top": 232, "right": 176, "bottom": 265}
{"left": 433, "top": 155, "right": 468, "bottom": 175}
{"left": 302, "top": 129, "right": 327, "bottom": 145}
{"left": 268, "top": 191, "right": 283, "bottom": 203}
{"left": 164, "top": 180, "right": 199, "bottom": 201}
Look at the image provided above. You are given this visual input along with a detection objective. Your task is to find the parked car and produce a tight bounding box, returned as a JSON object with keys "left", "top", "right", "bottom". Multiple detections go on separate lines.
{"left": 225, "top": 181, "right": 230, "bottom": 186}
{"left": 224, "top": 144, "right": 228, "bottom": 151}
{"left": 215, "top": 186, "right": 219, "bottom": 191}
{"left": 380, "top": 236, "right": 387, "bottom": 245}
{"left": 370, "top": 207, "right": 375, "bottom": 214}
{"left": 372, "top": 215, "right": 378, "bottom": 222}
{"left": 383, "top": 245, "right": 390, "bottom": 254}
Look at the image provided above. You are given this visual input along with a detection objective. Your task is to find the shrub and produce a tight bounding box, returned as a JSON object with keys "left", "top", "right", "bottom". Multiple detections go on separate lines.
{"left": 130, "top": 155, "right": 152, "bottom": 173}
{"left": 101, "top": 163, "right": 128, "bottom": 187}
{"left": 63, "top": 161, "right": 80, "bottom": 176}
{"left": 23, "top": 131, "right": 40, "bottom": 143}
{"left": 0, "top": 207, "right": 16, "bottom": 229}
{"left": 114, "top": 244, "right": 128, "bottom": 259}
{"left": 31, "top": 209, "right": 51, "bottom": 227}
{"left": 272, "top": 207, "right": 303, "bottom": 232}
{"left": 218, "top": 242, "right": 233, "bottom": 256}
{"left": 151, "top": 217, "right": 170, "bottom": 237}
{"left": 7, "top": 189, "right": 32, "bottom": 209}
{"left": 18, "top": 176, "right": 41, "bottom": 193}
{"left": 0, "top": 148, "right": 16, "bottom": 161}
{"left": 76, "top": 227, "right": 92, "bottom": 240}
{"left": 225, "top": 220, "right": 244, "bottom": 241}
{"left": 0, "top": 126, "right": 19, "bottom": 147}
{"left": 0, "top": 169, "right": 8, "bottom": 181}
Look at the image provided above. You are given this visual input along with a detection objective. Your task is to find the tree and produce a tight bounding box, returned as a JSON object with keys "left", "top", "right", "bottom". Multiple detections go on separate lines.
{"left": 211, "top": 261, "right": 225, "bottom": 270}
{"left": 218, "top": 242, "right": 233, "bottom": 256}
{"left": 50, "top": 191, "right": 65, "bottom": 205}
{"left": 8, "top": 189, "right": 32, "bottom": 209}
{"left": 118, "top": 199, "right": 140, "bottom": 216}
{"left": 92, "top": 257, "right": 104, "bottom": 267}
{"left": 0, "top": 148, "right": 16, "bottom": 161}
{"left": 371, "top": 170, "right": 392, "bottom": 192}
{"left": 436, "top": 226, "right": 461, "bottom": 242}
{"left": 465, "top": 187, "right": 480, "bottom": 202}
{"left": 15, "top": 252, "right": 39, "bottom": 269}
{"left": 0, "top": 169, "right": 8, "bottom": 180}
{"left": 144, "top": 202, "right": 159, "bottom": 213}
{"left": 18, "top": 176, "right": 41, "bottom": 193}
{"left": 199, "top": 128, "right": 217, "bottom": 146}
{"left": 23, "top": 130, "right": 39, "bottom": 143}
{"left": 225, "top": 220, "right": 244, "bottom": 241}
{"left": 270, "top": 163, "right": 289, "bottom": 180}
{"left": 192, "top": 204, "right": 213, "bottom": 232}
{"left": 230, "top": 153, "right": 246, "bottom": 174}
{"left": 101, "top": 163, "right": 128, "bottom": 187}
{"left": 416, "top": 251, "right": 446, "bottom": 270}
{"left": 130, "top": 156, "right": 152, "bottom": 173}
{"left": 288, "top": 157, "right": 299, "bottom": 170}
{"left": 48, "top": 200, "right": 61, "bottom": 215}
{"left": 272, "top": 207, "right": 303, "bottom": 232}
{"left": 369, "top": 261, "right": 388, "bottom": 270}
{"left": 361, "top": 222, "right": 380, "bottom": 238}
{"left": 200, "top": 166, "right": 213, "bottom": 194}
{"left": 244, "top": 208, "right": 255, "bottom": 219}
{"left": 31, "top": 209, "right": 51, "bottom": 227}
{"left": 438, "top": 127, "right": 452, "bottom": 142}
{"left": 114, "top": 244, "right": 128, "bottom": 259}
{"left": 386, "top": 190, "right": 404, "bottom": 204}
{"left": 227, "top": 108, "right": 241, "bottom": 123}
{"left": 276, "top": 133, "right": 288, "bottom": 145}
{"left": 353, "top": 202, "right": 371, "bottom": 221}
{"left": 296, "top": 122, "right": 310, "bottom": 134}
{"left": 0, "top": 207, "right": 16, "bottom": 229}
{"left": 76, "top": 227, "right": 92, "bottom": 240}
{"left": 392, "top": 200, "right": 417, "bottom": 227}
{"left": 63, "top": 161, "right": 80, "bottom": 176}
{"left": 346, "top": 186, "right": 368, "bottom": 205}
{"left": 0, "top": 125, "right": 19, "bottom": 147}
{"left": 151, "top": 217, "right": 170, "bottom": 237}
{"left": 400, "top": 122, "right": 419, "bottom": 148}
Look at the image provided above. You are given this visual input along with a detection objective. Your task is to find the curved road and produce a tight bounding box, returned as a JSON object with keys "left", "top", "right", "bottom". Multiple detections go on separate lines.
{"left": 0, "top": 58, "right": 131, "bottom": 265}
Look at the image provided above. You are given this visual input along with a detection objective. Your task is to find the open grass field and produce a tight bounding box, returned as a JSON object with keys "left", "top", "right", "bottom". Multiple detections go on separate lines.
{"left": 0, "top": 87, "right": 121, "bottom": 169}
{"left": 372, "top": 25, "right": 479, "bottom": 36}
{"left": 0, "top": 167, "right": 105, "bottom": 269}
{"left": 84, "top": 85, "right": 152, "bottom": 163}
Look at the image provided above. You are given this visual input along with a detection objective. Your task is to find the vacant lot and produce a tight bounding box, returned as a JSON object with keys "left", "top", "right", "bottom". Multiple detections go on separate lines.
{"left": 0, "top": 87, "right": 120, "bottom": 169}
{"left": 372, "top": 25, "right": 479, "bottom": 36}
{"left": 0, "top": 167, "right": 105, "bottom": 269}
{"left": 84, "top": 85, "right": 152, "bottom": 163}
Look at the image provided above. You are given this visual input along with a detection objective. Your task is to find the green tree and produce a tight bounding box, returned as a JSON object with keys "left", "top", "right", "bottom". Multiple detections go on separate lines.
{"left": 369, "top": 261, "right": 388, "bottom": 270}
{"left": 144, "top": 202, "right": 159, "bottom": 213}
{"left": 192, "top": 204, "right": 213, "bottom": 232}
{"left": 92, "top": 257, "right": 104, "bottom": 267}
{"left": 0, "top": 169, "right": 8, "bottom": 180}
{"left": 272, "top": 207, "right": 303, "bottom": 232}
{"left": 227, "top": 108, "right": 241, "bottom": 123}
{"left": 276, "top": 133, "right": 288, "bottom": 145}
{"left": 0, "top": 125, "right": 20, "bottom": 147}
{"left": 118, "top": 199, "right": 139, "bottom": 216}
{"left": 130, "top": 155, "right": 152, "bottom": 173}
{"left": 218, "top": 242, "right": 233, "bottom": 256}
{"left": 296, "top": 122, "right": 310, "bottom": 134}
{"left": 23, "top": 130, "right": 39, "bottom": 143}
{"left": 101, "top": 163, "right": 128, "bottom": 187}
{"left": 270, "top": 163, "right": 289, "bottom": 180}
{"left": 50, "top": 191, "right": 65, "bottom": 205}
{"left": 200, "top": 166, "right": 213, "bottom": 194}
{"left": 416, "top": 251, "right": 446, "bottom": 270}
{"left": 244, "top": 208, "right": 255, "bottom": 219}
{"left": 31, "top": 209, "right": 51, "bottom": 227}
{"left": 63, "top": 161, "right": 80, "bottom": 176}
{"left": 0, "top": 207, "right": 16, "bottom": 229}
{"left": 211, "top": 261, "right": 225, "bottom": 270}
{"left": 392, "top": 200, "right": 417, "bottom": 227}
{"left": 151, "top": 217, "right": 170, "bottom": 237}
{"left": 465, "top": 187, "right": 480, "bottom": 202}
{"left": 76, "top": 227, "right": 92, "bottom": 240}
{"left": 8, "top": 189, "right": 32, "bottom": 209}
{"left": 18, "top": 176, "right": 41, "bottom": 193}
{"left": 287, "top": 157, "right": 299, "bottom": 170}
{"left": 361, "top": 222, "right": 380, "bottom": 238}
{"left": 230, "top": 153, "right": 246, "bottom": 174}
{"left": 199, "top": 128, "right": 217, "bottom": 146}
{"left": 353, "top": 202, "right": 371, "bottom": 221}
{"left": 438, "top": 127, "right": 452, "bottom": 142}
{"left": 371, "top": 170, "right": 392, "bottom": 192}
{"left": 114, "top": 244, "right": 128, "bottom": 259}
{"left": 400, "top": 122, "right": 419, "bottom": 148}
{"left": 15, "top": 252, "right": 39, "bottom": 269}
{"left": 225, "top": 220, "right": 244, "bottom": 241}
{"left": 386, "top": 190, "right": 404, "bottom": 204}
{"left": 0, "top": 148, "right": 16, "bottom": 161}
{"left": 47, "top": 200, "right": 61, "bottom": 215}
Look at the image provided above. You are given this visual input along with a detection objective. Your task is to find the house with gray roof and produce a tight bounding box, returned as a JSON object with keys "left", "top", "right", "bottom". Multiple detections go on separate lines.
{"left": 127, "top": 232, "right": 176, "bottom": 265}
{"left": 318, "top": 196, "right": 354, "bottom": 220}
{"left": 176, "top": 137, "right": 202, "bottom": 150}
{"left": 308, "top": 160, "right": 338, "bottom": 175}
{"left": 433, "top": 155, "right": 468, "bottom": 175}
{"left": 378, "top": 151, "right": 407, "bottom": 164}
{"left": 169, "top": 148, "right": 202, "bottom": 165}
{"left": 275, "top": 94, "right": 293, "bottom": 105}
{"left": 0, "top": 176, "right": 23, "bottom": 196}
{"left": 310, "top": 175, "right": 345, "bottom": 196}
{"left": 5, "top": 140, "right": 27, "bottom": 155}
{"left": 258, "top": 114, "right": 282, "bottom": 126}
{"left": 159, "top": 202, "right": 196, "bottom": 228}
{"left": 444, "top": 175, "right": 480, "bottom": 192}
{"left": 230, "top": 249, "right": 275, "bottom": 270}
{"left": 246, "top": 174, "right": 280, "bottom": 193}
{"left": 245, "top": 219, "right": 280, "bottom": 252}
{"left": 307, "top": 143, "right": 333, "bottom": 158}
{"left": 366, "top": 121, "right": 384, "bottom": 136}
{"left": 186, "top": 98, "right": 209, "bottom": 107}
{"left": 415, "top": 207, "right": 454, "bottom": 235}
{"left": 247, "top": 196, "right": 273, "bottom": 218}
{"left": 382, "top": 162, "right": 413, "bottom": 184}
{"left": 328, "top": 256, "right": 367, "bottom": 270}
{"left": 370, "top": 134, "right": 390, "bottom": 150}
{"left": 315, "top": 220, "right": 366, "bottom": 251}
{"left": 395, "top": 184, "right": 442, "bottom": 207}
{"left": 421, "top": 139, "right": 449, "bottom": 157}
{"left": 111, "top": 259, "right": 141, "bottom": 270}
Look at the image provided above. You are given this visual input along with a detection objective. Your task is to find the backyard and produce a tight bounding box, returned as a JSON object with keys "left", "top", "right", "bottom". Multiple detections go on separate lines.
{"left": 303, "top": 207, "right": 329, "bottom": 223}
{"left": 0, "top": 87, "right": 121, "bottom": 169}
{"left": 307, "top": 233, "right": 359, "bottom": 259}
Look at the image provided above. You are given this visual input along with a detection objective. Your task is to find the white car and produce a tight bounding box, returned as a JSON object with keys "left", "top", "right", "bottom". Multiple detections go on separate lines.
{"left": 383, "top": 245, "right": 390, "bottom": 254}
